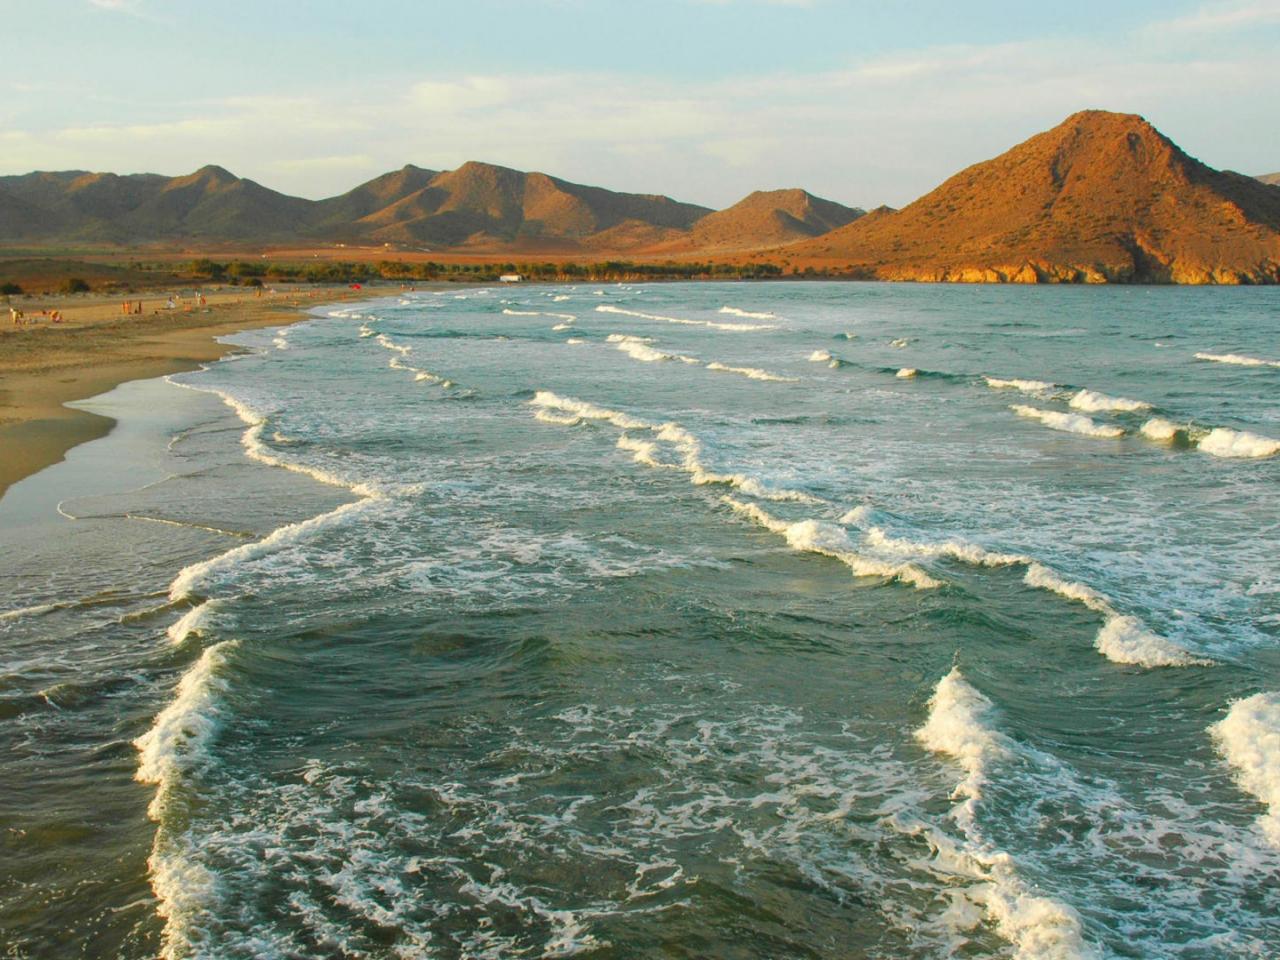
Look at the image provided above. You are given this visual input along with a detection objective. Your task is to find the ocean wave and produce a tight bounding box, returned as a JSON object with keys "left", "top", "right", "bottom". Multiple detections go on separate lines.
{"left": 896, "top": 368, "right": 919, "bottom": 379}
{"left": 704, "top": 362, "right": 796, "bottom": 383}
{"left": 1068, "top": 390, "right": 1151, "bottom": 413}
{"left": 1195, "top": 352, "right": 1280, "bottom": 369}
{"left": 595, "top": 304, "right": 773, "bottom": 332}
{"left": 1010, "top": 405, "right": 1124, "bottom": 439}
{"left": 916, "top": 669, "right": 1096, "bottom": 960}
{"left": 375, "top": 333, "right": 459, "bottom": 389}
{"left": 168, "top": 499, "right": 374, "bottom": 602}
{"left": 606, "top": 333, "right": 700, "bottom": 365}
{"left": 1139, "top": 418, "right": 1186, "bottom": 443}
{"left": 719, "top": 306, "right": 776, "bottom": 320}
{"left": 1197, "top": 428, "right": 1280, "bottom": 459}
{"left": 722, "top": 497, "right": 939, "bottom": 589}
{"left": 985, "top": 377, "right": 1057, "bottom": 396}
{"left": 167, "top": 599, "right": 225, "bottom": 645}
{"left": 1210, "top": 691, "right": 1280, "bottom": 848}
{"left": 530, "top": 392, "right": 818, "bottom": 503}
{"left": 133, "top": 641, "right": 238, "bottom": 957}
{"left": 866, "top": 528, "right": 1206, "bottom": 667}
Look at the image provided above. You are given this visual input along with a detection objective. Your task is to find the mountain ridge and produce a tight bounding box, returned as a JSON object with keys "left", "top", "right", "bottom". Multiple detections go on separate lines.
{"left": 781, "top": 111, "right": 1280, "bottom": 284}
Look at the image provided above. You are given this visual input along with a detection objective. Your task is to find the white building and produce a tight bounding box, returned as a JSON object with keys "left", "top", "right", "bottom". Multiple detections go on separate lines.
{"left": 499, "top": 274, "right": 523, "bottom": 283}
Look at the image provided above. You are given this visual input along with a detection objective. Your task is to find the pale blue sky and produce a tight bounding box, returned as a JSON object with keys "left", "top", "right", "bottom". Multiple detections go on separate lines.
{"left": 3, "top": 0, "right": 1278, "bottom": 208}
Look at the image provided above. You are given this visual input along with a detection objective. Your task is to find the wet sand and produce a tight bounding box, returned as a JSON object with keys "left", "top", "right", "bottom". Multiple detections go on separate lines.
{"left": 0, "top": 287, "right": 378, "bottom": 500}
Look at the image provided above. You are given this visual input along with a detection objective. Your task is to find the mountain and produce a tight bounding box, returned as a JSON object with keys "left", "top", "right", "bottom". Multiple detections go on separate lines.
{"left": 348, "top": 161, "right": 712, "bottom": 248}
{"left": 0, "top": 161, "right": 714, "bottom": 250}
{"left": 0, "top": 165, "right": 312, "bottom": 243}
{"left": 655, "top": 189, "right": 863, "bottom": 253}
{"left": 308, "top": 164, "right": 438, "bottom": 236}
{"left": 785, "top": 111, "right": 1280, "bottom": 284}
{"left": 1259, "top": 172, "right": 1280, "bottom": 186}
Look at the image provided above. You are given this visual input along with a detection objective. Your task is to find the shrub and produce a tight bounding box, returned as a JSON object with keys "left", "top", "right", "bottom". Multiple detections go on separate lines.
{"left": 61, "top": 278, "right": 90, "bottom": 294}
{"left": 0, "top": 282, "right": 22, "bottom": 295}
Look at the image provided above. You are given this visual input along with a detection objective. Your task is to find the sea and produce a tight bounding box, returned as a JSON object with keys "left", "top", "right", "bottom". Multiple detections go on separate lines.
{"left": 1, "top": 281, "right": 1278, "bottom": 959}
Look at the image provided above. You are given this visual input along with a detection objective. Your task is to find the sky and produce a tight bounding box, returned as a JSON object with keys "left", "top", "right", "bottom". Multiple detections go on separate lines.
{"left": 2, "top": 0, "right": 1278, "bottom": 209}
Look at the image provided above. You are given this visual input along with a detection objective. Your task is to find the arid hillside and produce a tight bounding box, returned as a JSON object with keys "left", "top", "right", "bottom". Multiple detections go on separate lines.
{"left": 784, "top": 111, "right": 1280, "bottom": 283}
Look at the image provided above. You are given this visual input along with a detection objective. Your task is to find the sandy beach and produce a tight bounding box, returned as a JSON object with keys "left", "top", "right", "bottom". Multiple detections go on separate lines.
{"left": 0, "top": 285, "right": 378, "bottom": 500}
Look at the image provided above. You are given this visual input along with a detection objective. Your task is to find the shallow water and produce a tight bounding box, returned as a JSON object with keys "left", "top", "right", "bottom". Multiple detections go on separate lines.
{"left": 2, "top": 281, "right": 1278, "bottom": 958}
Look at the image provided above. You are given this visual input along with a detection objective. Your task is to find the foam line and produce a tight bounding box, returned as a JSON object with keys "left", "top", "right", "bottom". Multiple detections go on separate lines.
{"left": 722, "top": 497, "right": 939, "bottom": 589}
{"left": 595, "top": 304, "right": 773, "bottom": 332}
{"left": 917, "top": 669, "right": 1096, "bottom": 960}
{"left": 1196, "top": 352, "right": 1280, "bottom": 369}
{"left": 719, "top": 306, "right": 776, "bottom": 320}
{"left": 530, "top": 392, "right": 818, "bottom": 503}
{"left": 1010, "top": 405, "right": 1124, "bottom": 439}
{"left": 1068, "top": 390, "right": 1151, "bottom": 413}
{"left": 866, "top": 528, "right": 1207, "bottom": 667}
{"left": 985, "top": 377, "right": 1057, "bottom": 396}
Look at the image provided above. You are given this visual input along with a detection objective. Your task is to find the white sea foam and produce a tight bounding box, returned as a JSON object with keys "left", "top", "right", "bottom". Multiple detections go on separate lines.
{"left": 374, "top": 333, "right": 456, "bottom": 389}
{"left": 502, "top": 309, "right": 541, "bottom": 317}
{"left": 1196, "top": 352, "right": 1280, "bottom": 369}
{"left": 867, "top": 529, "right": 1205, "bottom": 667}
{"left": 168, "top": 499, "right": 373, "bottom": 602}
{"left": 530, "top": 392, "right": 818, "bottom": 503}
{"left": 985, "top": 377, "right": 1057, "bottom": 396}
{"left": 595, "top": 304, "right": 773, "bottom": 332}
{"left": 719, "top": 306, "right": 777, "bottom": 320}
{"left": 552, "top": 323, "right": 573, "bottom": 331}
{"left": 1197, "top": 428, "right": 1280, "bottom": 459}
{"left": 134, "top": 640, "right": 237, "bottom": 815}
{"left": 606, "top": 333, "right": 699, "bottom": 365}
{"left": 917, "top": 669, "right": 1096, "bottom": 960}
{"left": 1010, "top": 405, "right": 1124, "bottom": 439}
{"left": 1068, "top": 390, "right": 1151, "bottom": 413}
{"left": 704, "top": 361, "right": 796, "bottom": 383}
{"left": 1210, "top": 691, "right": 1280, "bottom": 848}
{"left": 897, "top": 368, "right": 919, "bottom": 379}
{"left": 0, "top": 601, "right": 65, "bottom": 622}
{"left": 808, "top": 350, "right": 832, "bottom": 362}
{"left": 722, "top": 497, "right": 940, "bottom": 589}
{"left": 890, "top": 338, "right": 913, "bottom": 348}
{"left": 1140, "top": 418, "right": 1185, "bottom": 443}
{"left": 166, "top": 600, "right": 223, "bottom": 645}
{"left": 133, "top": 640, "right": 237, "bottom": 957}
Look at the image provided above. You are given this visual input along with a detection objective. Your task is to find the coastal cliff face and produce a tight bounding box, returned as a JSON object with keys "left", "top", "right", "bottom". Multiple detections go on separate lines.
{"left": 784, "top": 111, "right": 1280, "bottom": 284}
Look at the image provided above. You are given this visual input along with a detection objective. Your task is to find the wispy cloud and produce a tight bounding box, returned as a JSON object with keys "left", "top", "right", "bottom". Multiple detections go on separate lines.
{"left": 3, "top": 21, "right": 1277, "bottom": 207}
{"left": 1152, "top": 0, "right": 1280, "bottom": 32}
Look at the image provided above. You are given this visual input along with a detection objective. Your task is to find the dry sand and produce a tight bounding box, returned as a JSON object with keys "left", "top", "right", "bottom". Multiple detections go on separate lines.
{"left": 0, "top": 285, "right": 379, "bottom": 500}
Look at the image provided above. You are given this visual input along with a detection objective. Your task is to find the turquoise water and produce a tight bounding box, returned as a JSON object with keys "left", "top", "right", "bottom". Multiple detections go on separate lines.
{"left": 2, "top": 281, "right": 1279, "bottom": 958}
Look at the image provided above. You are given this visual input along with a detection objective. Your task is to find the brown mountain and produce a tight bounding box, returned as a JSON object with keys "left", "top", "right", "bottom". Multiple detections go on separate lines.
{"left": 654, "top": 189, "right": 863, "bottom": 253}
{"left": 1259, "top": 173, "right": 1280, "bottom": 186}
{"left": 0, "top": 165, "right": 312, "bottom": 243}
{"left": 350, "top": 161, "right": 712, "bottom": 248}
{"left": 308, "top": 164, "right": 438, "bottom": 236}
{"left": 786, "top": 111, "right": 1280, "bottom": 284}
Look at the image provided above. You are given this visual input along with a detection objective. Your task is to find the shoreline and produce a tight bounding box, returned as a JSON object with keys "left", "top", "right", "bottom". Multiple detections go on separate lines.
{"left": 0, "top": 286, "right": 383, "bottom": 501}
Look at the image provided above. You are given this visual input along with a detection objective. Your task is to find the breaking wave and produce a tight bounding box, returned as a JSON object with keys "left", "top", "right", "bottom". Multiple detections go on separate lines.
{"left": 704, "top": 362, "right": 796, "bottom": 383}
{"left": 1210, "top": 691, "right": 1280, "bottom": 848}
{"left": 985, "top": 377, "right": 1057, "bottom": 396}
{"left": 865, "top": 528, "right": 1206, "bottom": 667}
{"left": 1067, "top": 390, "right": 1151, "bottom": 413}
{"left": 1010, "top": 405, "right": 1124, "bottom": 439}
{"left": 721, "top": 498, "right": 940, "bottom": 589}
{"left": 1197, "top": 428, "right": 1280, "bottom": 459}
{"left": 1195, "top": 352, "right": 1280, "bottom": 369}
{"left": 916, "top": 669, "right": 1096, "bottom": 960}
{"left": 529, "top": 392, "right": 818, "bottom": 503}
